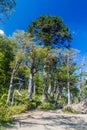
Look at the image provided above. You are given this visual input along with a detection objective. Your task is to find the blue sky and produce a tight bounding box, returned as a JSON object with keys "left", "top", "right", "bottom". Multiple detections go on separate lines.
{"left": 0, "top": 0, "right": 87, "bottom": 55}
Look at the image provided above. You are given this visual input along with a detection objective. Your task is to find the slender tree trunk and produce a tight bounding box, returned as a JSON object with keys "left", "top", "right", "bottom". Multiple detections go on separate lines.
{"left": 42, "top": 68, "right": 48, "bottom": 101}
{"left": 33, "top": 82, "right": 36, "bottom": 95}
{"left": 79, "top": 68, "right": 82, "bottom": 102}
{"left": 7, "top": 73, "right": 14, "bottom": 104}
{"left": 48, "top": 81, "right": 51, "bottom": 95}
{"left": 52, "top": 79, "right": 57, "bottom": 99}
{"left": 67, "top": 54, "right": 71, "bottom": 105}
{"left": 79, "top": 57, "right": 85, "bottom": 102}
{"left": 55, "top": 84, "right": 62, "bottom": 105}
{"left": 28, "top": 71, "right": 33, "bottom": 101}
{"left": 85, "top": 79, "right": 87, "bottom": 105}
{"left": 6, "top": 60, "right": 21, "bottom": 104}
{"left": 11, "top": 91, "right": 15, "bottom": 105}
{"left": 67, "top": 81, "right": 71, "bottom": 105}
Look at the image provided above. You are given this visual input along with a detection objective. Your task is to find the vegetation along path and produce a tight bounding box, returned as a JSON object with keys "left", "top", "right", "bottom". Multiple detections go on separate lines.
{"left": 5, "top": 110, "right": 87, "bottom": 130}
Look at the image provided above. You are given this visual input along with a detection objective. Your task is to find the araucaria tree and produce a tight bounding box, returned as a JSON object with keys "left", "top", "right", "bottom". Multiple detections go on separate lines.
{"left": 28, "top": 15, "right": 72, "bottom": 47}
{"left": 4, "top": 15, "right": 82, "bottom": 107}
{"left": 27, "top": 15, "right": 74, "bottom": 104}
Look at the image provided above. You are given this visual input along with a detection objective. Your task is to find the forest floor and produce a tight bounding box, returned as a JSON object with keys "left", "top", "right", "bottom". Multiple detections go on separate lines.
{"left": 4, "top": 110, "right": 87, "bottom": 130}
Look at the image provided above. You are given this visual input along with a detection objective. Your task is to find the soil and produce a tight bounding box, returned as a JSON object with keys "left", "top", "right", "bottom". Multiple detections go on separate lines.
{"left": 5, "top": 110, "right": 87, "bottom": 130}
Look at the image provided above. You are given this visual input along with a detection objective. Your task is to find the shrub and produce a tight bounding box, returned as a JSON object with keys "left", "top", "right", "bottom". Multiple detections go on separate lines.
{"left": 0, "top": 104, "right": 28, "bottom": 123}
{"left": 0, "top": 105, "right": 13, "bottom": 123}
{"left": 38, "top": 102, "right": 57, "bottom": 110}
{"left": 62, "top": 106, "right": 77, "bottom": 114}
{"left": 9, "top": 104, "right": 28, "bottom": 115}
{"left": 28, "top": 102, "right": 37, "bottom": 110}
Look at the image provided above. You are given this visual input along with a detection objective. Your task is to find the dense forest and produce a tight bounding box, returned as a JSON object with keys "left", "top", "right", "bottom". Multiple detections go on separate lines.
{"left": 0, "top": 0, "right": 87, "bottom": 123}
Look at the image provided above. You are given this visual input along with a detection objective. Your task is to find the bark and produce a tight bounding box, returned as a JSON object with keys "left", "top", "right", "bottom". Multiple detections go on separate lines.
{"left": 33, "top": 82, "right": 36, "bottom": 95}
{"left": 28, "top": 71, "right": 33, "bottom": 101}
{"left": 79, "top": 68, "right": 82, "bottom": 102}
{"left": 67, "top": 81, "right": 71, "bottom": 105}
{"left": 86, "top": 79, "right": 87, "bottom": 105}
{"left": 6, "top": 60, "right": 21, "bottom": 104}
{"left": 48, "top": 81, "right": 51, "bottom": 95}
{"left": 67, "top": 55, "right": 71, "bottom": 105}
{"left": 55, "top": 84, "right": 62, "bottom": 105}
{"left": 43, "top": 68, "right": 48, "bottom": 101}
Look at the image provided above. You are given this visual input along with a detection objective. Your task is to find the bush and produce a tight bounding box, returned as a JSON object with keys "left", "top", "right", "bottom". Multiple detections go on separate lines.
{"left": 9, "top": 104, "right": 28, "bottom": 115}
{"left": 0, "top": 105, "right": 13, "bottom": 123}
{"left": 38, "top": 102, "right": 57, "bottom": 110}
{"left": 62, "top": 106, "right": 77, "bottom": 114}
{"left": 58, "top": 97, "right": 67, "bottom": 105}
{"left": 0, "top": 104, "right": 28, "bottom": 123}
{"left": 13, "top": 90, "right": 29, "bottom": 105}
{"left": 28, "top": 102, "right": 37, "bottom": 110}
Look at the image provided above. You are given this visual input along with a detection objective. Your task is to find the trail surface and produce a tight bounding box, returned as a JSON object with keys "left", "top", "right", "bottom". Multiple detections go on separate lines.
{"left": 6, "top": 110, "right": 87, "bottom": 130}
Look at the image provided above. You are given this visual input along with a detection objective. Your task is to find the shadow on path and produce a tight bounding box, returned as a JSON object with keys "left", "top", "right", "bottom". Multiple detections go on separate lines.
{"left": 4, "top": 111, "right": 87, "bottom": 130}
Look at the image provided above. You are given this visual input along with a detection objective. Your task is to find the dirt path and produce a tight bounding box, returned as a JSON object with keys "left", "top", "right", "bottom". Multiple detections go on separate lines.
{"left": 5, "top": 110, "right": 87, "bottom": 130}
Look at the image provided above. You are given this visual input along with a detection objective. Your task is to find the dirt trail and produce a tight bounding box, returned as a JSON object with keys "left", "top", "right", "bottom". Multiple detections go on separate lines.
{"left": 5, "top": 110, "right": 87, "bottom": 130}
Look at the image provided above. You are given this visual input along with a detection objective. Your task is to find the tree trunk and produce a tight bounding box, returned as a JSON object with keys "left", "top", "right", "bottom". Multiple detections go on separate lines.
{"left": 6, "top": 60, "right": 21, "bottom": 104}
{"left": 67, "top": 81, "right": 71, "bottom": 105}
{"left": 55, "top": 84, "right": 62, "bottom": 105}
{"left": 33, "top": 82, "right": 36, "bottom": 95}
{"left": 79, "top": 68, "right": 82, "bottom": 102}
{"left": 67, "top": 54, "right": 71, "bottom": 105}
{"left": 28, "top": 71, "right": 33, "bottom": 101}
{"left": 48, "top": 80, "right": 51, "bottom": 95}
{"left": 85, "top": 79, "right": 87, "bottom": 105}
{"left": 42, "top": 69, "right": 48, "bottom": 101}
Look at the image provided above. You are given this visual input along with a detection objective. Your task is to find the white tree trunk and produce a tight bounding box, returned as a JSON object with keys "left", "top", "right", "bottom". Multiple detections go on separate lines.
{"left": 67, "top": 81, "right": 70, "bottom": 105}
{"left": 67, "top": 55, "right": 71, "bottom": 105}
{"left": 48, "top": 81, "right": 51, "bottom": 95}
{"left": 28, "top": 72, "right": 33, "bottom": 101}
{"left": 6, "top": 60, "right": 21, "bottom": 104}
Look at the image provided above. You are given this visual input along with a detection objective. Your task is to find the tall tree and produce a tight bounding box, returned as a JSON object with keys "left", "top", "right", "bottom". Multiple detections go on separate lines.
{"left": 28, "top": 15, "right": 72, "bottom": 47}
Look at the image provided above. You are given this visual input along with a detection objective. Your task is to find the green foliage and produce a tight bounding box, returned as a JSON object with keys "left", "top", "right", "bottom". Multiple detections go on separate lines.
{"left": 27, "top": 95, "right": 42, "bottom": 110}
{"left": 9, "top": 105, "right": 28, "bottom": 115}
{"left": 12, "top": 90, "right": 28, "bottom": 105}
{"left": 0, "top": 106, "right": 13, "bottom": 122}
{"left": 34, "top": 75, "right": 43, "bottom": 95}
{"left": 62, "top": 106, "right": 77, "bottom": 114}
{"left": 0, "top": 94, "right": 7, "bottom": 104}
{"left": 38, "top": 102, "right": 57, "bottom": 110}
{"left": 0, "top": 36, "right": 16, "bottom": 87}
{"left": 58, "top": 97, "right": 67, "bottom": 104}
{"left": 28, "top": 15, "right": 72, "bottom": 46}
{"left": 0, "top": 104, "right": 28, "bottom": 123}
{"left": 28, "top": 102, "right": 37, "bottom": 110}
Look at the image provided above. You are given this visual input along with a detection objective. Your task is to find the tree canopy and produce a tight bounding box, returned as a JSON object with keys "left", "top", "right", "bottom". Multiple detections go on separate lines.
{"left": 28, "top": 15, "right": 72, "bottom": 47}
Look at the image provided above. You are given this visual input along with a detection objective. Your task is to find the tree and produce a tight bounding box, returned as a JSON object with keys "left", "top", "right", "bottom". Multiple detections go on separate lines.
{"left": 0, "top": 36, "right": 16, "bottom": 104}
{"left": 61, "top": 48, "right": 79, "bottom": 105}
{"left": 7, "top": 30, "right": 29, "bottom": 104}
{"left": 28, "top": 15, "right": 72, "bottom": 47}
{"left": 0, "top": 36, "right": 16, "bottom": 85}
{"left": 0, "top": 0, "right": 16, "bottom": 22}
{"left": 27, "top": 15, "right": 73, "bottom": 103}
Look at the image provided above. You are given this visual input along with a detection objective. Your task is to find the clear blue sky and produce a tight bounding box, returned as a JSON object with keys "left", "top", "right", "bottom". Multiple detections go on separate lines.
{"left": 0, "top": 0, "right": 87, "bottom": 55}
